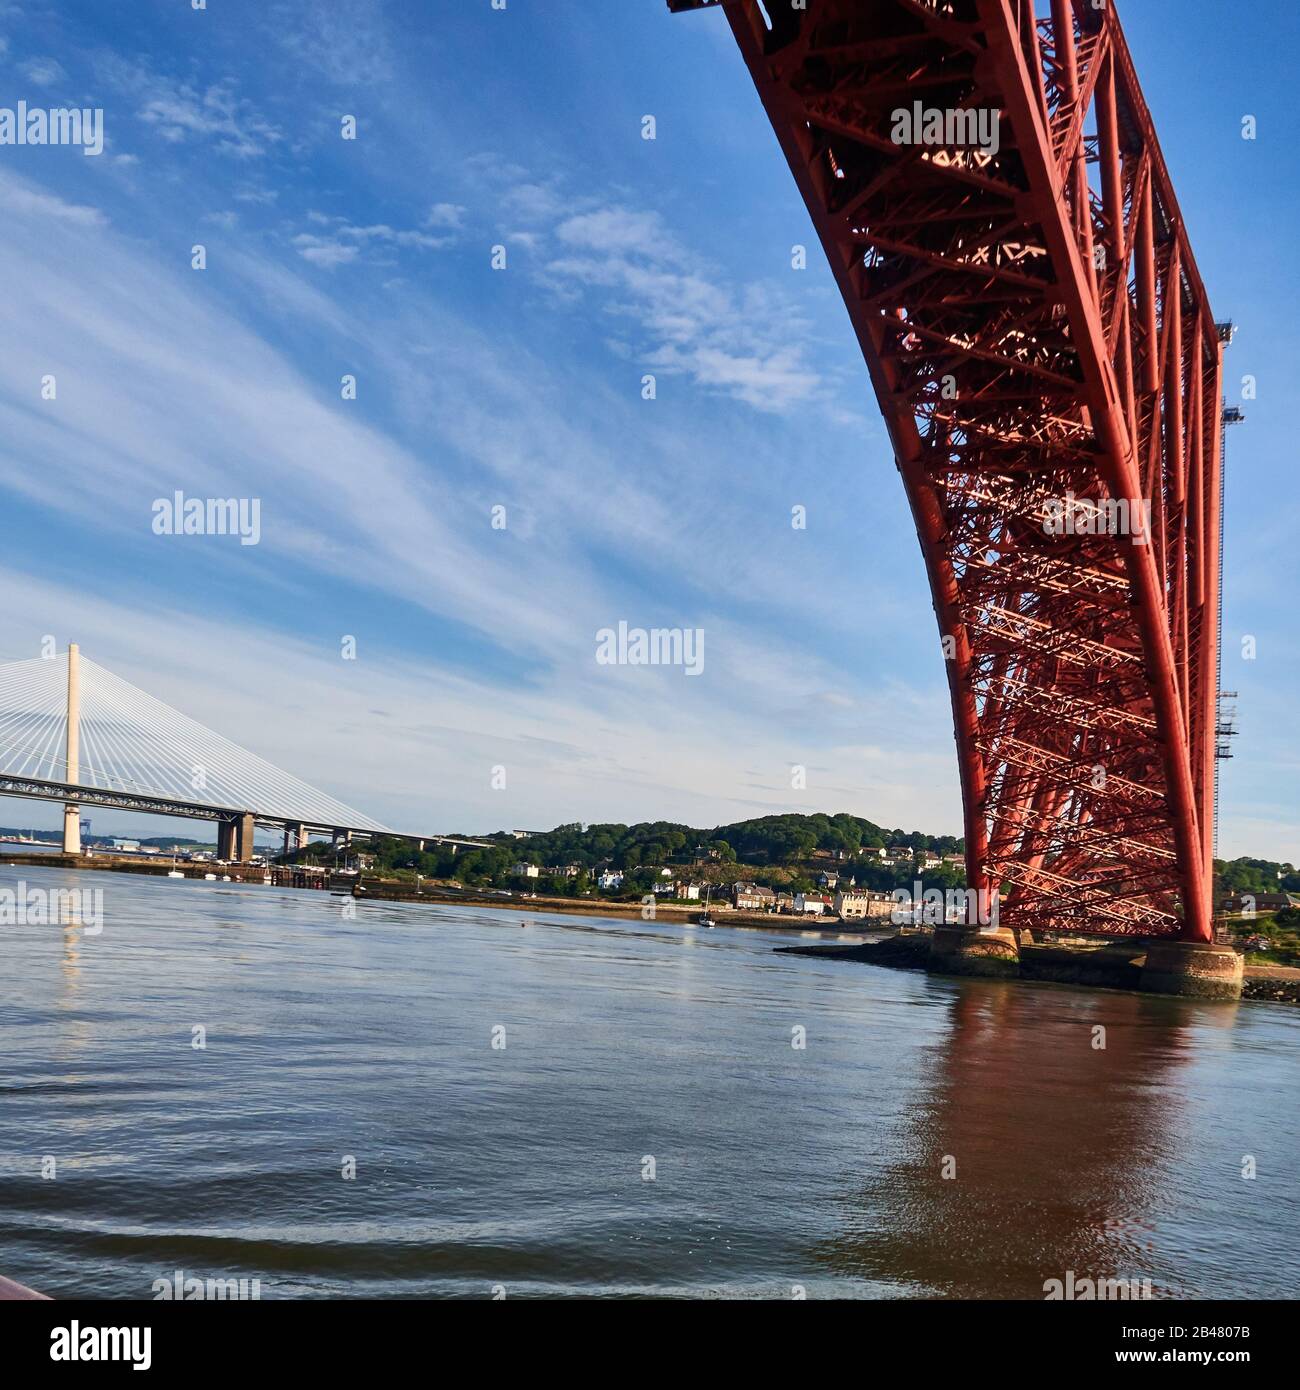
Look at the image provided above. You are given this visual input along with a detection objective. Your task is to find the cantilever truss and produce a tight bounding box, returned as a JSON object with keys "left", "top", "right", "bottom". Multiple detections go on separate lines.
{"left": 673, "top": 0, "right": 1224, "bottom": 939}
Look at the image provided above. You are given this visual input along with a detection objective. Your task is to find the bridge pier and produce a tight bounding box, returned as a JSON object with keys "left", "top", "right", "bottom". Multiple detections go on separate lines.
{"left": 1140, "top": 940, "right": 1243, "bottom": 1000}
{"left": 332, "top": 828, "right": 352, "bottom": 848}
{"left": 928, "top": 925, "right": 1020, "bottom": 980}
{"left": 282, "top": 823, "right": 309, "bottom": 856}
{"left": 235, "top": 813, "right": 256, "bottom": 864}
{"left": 216, "top": 819, "right": 236, "bottom": 860}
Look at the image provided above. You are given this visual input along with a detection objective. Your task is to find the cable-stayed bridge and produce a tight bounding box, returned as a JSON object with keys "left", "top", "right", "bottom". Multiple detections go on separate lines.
{"left": 0, "top": 648, "right": 484, "bottom": 861}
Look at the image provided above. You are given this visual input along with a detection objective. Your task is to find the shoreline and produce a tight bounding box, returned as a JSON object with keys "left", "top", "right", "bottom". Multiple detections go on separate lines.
{"left": 778, "top": 935, "right": 1300, "bottom": 1004}
{"left": 0, "top": 851, "right": 879, "bottom": 937}
{"left": 356, "top": 880, "right": 883, "bottom": 933}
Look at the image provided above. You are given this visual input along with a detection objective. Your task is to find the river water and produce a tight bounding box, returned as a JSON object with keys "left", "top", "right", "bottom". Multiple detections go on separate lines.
{"left": 1, "top": 861, "right": 1297, "bottom": 1299}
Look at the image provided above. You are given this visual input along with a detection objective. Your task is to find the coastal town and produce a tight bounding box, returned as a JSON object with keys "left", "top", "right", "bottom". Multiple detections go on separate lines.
{"left": 507, "top": 845, "right": 966, "bottom": 920}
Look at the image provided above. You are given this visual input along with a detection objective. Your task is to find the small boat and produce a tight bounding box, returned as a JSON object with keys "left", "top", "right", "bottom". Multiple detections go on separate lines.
{"left": 167, "top": 869, "right": 185, "bottom": 879}
{"left": 697, "top": 886, "right": 717, "bottom": 928}
{"left": 204, "top": 872, "right": 217, "bottom": 881}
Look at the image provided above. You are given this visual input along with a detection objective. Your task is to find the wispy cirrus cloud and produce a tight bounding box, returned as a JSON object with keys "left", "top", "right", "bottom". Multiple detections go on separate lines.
{"left": 98, "top": 57, "right": 284, "bottom": 158}
{"left": 21, "top": 56, "right": 67, "bottom": 88}
{"left": 140, "top": 81, "right": 282, "bottom": 157}
{"left": 426, "top": 202, "right": 467, "bottom": 230}
{"left": 456, "top": 155, "right": 866, "bottom": 422}
{"left": 267, "top": 0, "right": 397, "bottom": 89}
{"left": 292, "top": 212, "right": 457, "bottom": 268}
{"left": 2, "top": 183, "right": 105, "bottom": 226}
{"left": 544, "top": 204, "right": 821, "bottom": 413}
{"left": 455, "top": 163, "right": 830, "bottom": 414}
{"left": 292, "top": 235, "right": 361, "bottom": 269}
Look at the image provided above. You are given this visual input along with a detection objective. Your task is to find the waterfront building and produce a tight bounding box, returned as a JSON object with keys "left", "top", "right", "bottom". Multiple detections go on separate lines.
{"left": 834, "top": 890, "right": 869, "bottom": 919}
{"left": 733, "top": 882, "right": 776, "bottom": 911}
{"left": 833, "top": 890, "right": 899, "bottom": 920}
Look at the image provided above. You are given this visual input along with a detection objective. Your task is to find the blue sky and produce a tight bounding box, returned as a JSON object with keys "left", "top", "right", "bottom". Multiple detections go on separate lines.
{"left": 0, "top": 0, "right": 1294, "bottom": 860}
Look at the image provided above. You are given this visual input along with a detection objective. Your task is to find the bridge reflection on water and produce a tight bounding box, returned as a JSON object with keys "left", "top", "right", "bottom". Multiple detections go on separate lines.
{"left": 819, "top": 983, "right": 1246, "bottom": 1299}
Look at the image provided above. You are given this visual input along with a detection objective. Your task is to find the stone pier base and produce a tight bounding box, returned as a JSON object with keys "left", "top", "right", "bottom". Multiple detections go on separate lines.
{"left": 216, "top": 819, "right": 236, "bottom": 860}
{"left": 61, "top": 804, "right": 81, "bottom": 855}
{"left": 928, "top": 925, "right": 1020, "bottom": 979}
{"left": 234, "top": 812, "right": 256, "bottom": 864}
{"left": 1140, "top": 940, "right": 1244, "bottom": 1000}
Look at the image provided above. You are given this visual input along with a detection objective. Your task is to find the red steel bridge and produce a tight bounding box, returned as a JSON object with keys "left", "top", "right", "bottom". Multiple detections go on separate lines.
{"left": 671, "top": 0, "right": 1234, "bottom": 942}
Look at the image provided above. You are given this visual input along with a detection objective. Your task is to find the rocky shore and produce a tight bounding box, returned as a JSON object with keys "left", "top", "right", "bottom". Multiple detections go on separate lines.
{"left": 777, "top": 932, "right": 1300, "bottom": 1005}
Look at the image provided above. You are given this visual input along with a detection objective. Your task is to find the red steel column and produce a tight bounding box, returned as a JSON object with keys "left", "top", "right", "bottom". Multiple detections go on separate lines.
{"left": 977, "top": 0, "right": 1211, "bottom": 941}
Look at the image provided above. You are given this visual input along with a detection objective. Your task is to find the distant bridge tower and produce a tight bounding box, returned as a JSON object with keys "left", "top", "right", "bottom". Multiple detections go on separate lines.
{"left": 62, "top": 643, "right": 81, "bottom": 855}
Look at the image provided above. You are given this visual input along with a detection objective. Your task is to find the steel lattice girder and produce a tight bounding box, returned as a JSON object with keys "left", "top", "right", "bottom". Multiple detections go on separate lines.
{"left": 673, "top": 0, "right": 1223, "bottom": 939}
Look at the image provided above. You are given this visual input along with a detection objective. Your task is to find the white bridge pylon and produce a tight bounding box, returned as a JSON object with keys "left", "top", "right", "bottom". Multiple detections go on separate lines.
{"left": 0, "top": 648, "right": 391, "bottom": 840}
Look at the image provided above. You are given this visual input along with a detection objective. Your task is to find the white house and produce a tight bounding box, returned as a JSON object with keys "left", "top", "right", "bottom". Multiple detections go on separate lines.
{"left": 512, "top": 862, "right": 539, "bottom": 879}
{"left": 597, "top": 869, "right": 624, "bottom": 891}
{"left": 794, "top": 892, "right": 826, "bottom": 916}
